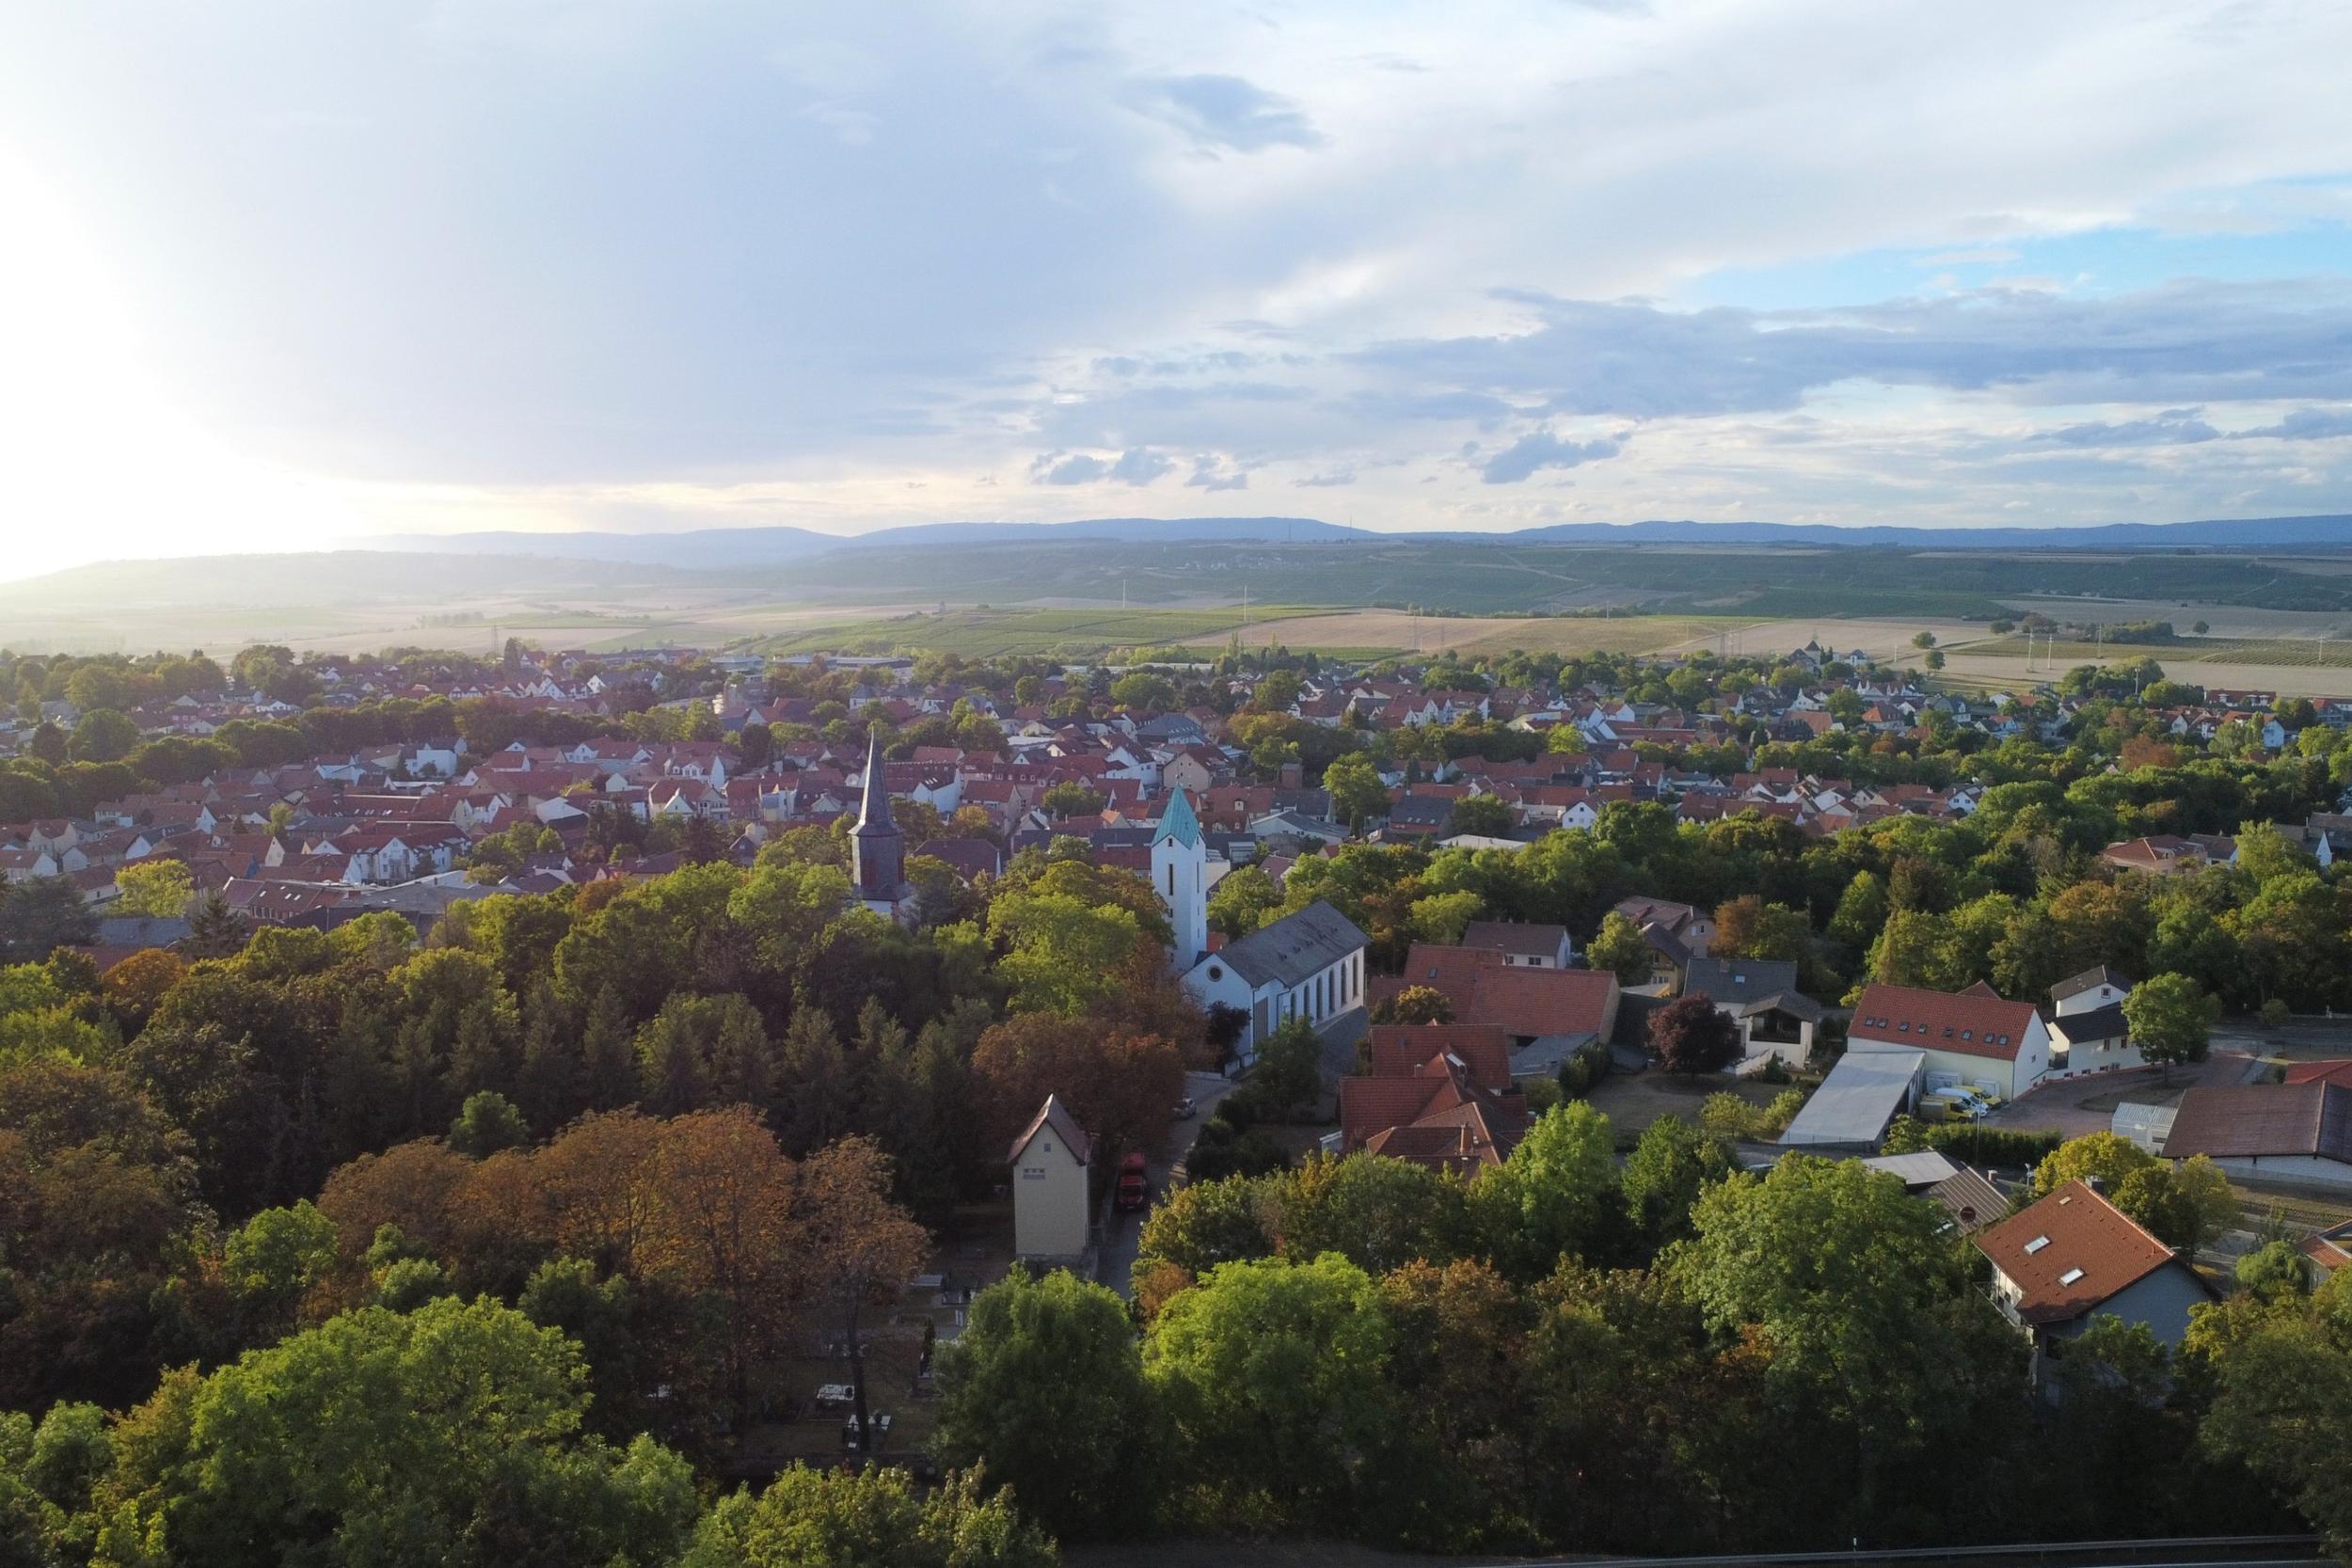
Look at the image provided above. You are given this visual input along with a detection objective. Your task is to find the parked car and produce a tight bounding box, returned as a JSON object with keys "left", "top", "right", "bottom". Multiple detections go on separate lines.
{"left": 1115, "top": 1150, "right": 1150, "bottom": 1211}
{"left": 1173, "top": 1096, "right": 1197, "bottom": 1120}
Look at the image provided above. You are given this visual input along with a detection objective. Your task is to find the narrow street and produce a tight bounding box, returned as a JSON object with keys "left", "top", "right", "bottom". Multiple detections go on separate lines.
{"left": 1098, "top": 1069, "right": 1237, "bottom": 1299}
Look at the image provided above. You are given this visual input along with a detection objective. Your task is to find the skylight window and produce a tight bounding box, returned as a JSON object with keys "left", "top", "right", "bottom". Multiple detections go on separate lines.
{"left": 2058, "top": 1267, "right": 2085, "bottom": 1286}
{"left": 2024, "top": 1235, "right": 2050, "bottom": 1254}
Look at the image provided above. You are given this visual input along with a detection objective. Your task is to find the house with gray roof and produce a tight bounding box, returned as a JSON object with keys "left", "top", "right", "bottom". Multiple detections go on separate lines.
{"left": 1681, "top": 956, "right": 1823, "bottom": 1072}
{"left": 1182, "top": 898, "right": 1369, "bottom": 1069}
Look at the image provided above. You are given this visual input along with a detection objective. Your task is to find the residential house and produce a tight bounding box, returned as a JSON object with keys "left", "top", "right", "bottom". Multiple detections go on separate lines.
{"left": 1848, "top": 980, "right": 2055, "bottom": 1101}
{"left": 1338, "top": 1030, "right": 1528, "bottom": 1177}
{"left": 1975, "top": 1179, "right": 2214, "bottom": 1390}
{"left": 1460, "top": 920, "right": 1574, "bottom": 969}
{"left": 1679, "top": 956, "right": 1823, "bottom": 1071}
{"left": 1008, "top": 1096, "right": 1092, "bottom": 1262}
{"left": 2045, "top": 967, "right": 2143, "bottom": 1077}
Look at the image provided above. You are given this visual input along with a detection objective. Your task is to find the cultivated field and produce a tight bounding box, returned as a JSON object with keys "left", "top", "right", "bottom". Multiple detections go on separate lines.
{"left": 756, "top": 604, "right": 1342, "bottom": 659}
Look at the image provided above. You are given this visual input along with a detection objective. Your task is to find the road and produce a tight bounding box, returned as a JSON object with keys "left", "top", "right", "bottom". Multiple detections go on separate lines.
{"left": 1098, "top": 1069, "right": 1237, "bottom": 1299}
{"left": 1099, "top": 1007, "right": 1369, "bottom": 1300}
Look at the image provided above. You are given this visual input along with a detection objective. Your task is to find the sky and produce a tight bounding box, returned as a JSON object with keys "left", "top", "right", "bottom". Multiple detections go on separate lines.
{"left": 5, "top": 0, "right": 2352, "bottom": 579}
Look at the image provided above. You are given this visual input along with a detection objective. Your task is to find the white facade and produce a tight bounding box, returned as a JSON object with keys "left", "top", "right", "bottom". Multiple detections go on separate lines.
{"left": 1152, "top": 800, "right": 1210, "bottom": 968}
{"left": 1184, "top": 945, "right": 1365, "bottom": 1066}
{"left": 1009, "top": 1104, "right": 1092, "bottom": 1260}
{"left": 1850, "top": 1016, "right": 2053, "bottom": 1101}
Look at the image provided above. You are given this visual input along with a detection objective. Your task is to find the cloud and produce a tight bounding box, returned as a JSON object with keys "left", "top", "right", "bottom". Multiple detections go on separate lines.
{"left": 1478, "top": 431, "right": 1624, "bottom": 483}
{"left": 2039, "top": 408, "right": 2220, "bottom": 447}
{"left": 1360, "top": 281, "right": 2352, "bottom": 421}
{"left": 2238, "top": 407, "right": 2352, "bottom": 440}
{"left": 1184, "top": 454, "right": 1248, "bottom": 491}
{"left": 1027, "top": 447, "right": 1174, "bottom": 485}
{"left": 1120, "top": 74, "right": 1326, "bottom": 153}
{"left": 1294, "top": 467, "right": 1357, "bottom": 487}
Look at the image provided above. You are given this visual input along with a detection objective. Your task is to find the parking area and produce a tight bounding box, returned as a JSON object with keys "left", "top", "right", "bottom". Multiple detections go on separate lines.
{"left": 1977, "top": 1049, "right": 2267, "bottom": 1141}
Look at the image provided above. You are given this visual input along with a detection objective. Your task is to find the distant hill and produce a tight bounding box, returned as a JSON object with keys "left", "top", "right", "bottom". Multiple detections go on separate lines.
{"left": 1500, "top": 515, "right": 2352, "bottom": 548}
{"left": 0, "top": 549, "right": 690, "bottom": 609}
{"left": 356, "top": 515, "right": 1372, "bottom": 569}
{"left": 346, "top": 512, "right": 2352, "bottom": 570}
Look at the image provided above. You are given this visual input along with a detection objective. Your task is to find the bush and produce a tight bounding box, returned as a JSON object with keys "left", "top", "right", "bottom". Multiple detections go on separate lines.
{"left": 1184, "top": 1120, "right": 1288, "bottom": 1182}
{"left": 1923, "top": 1122, "right": 2061, "bottom": 1168}
{"left": 2260, "top": 997, "right": 2292, "bottom": 1030}
{"left": 1522, "top": 1076, "right": 1562, "bottom": 1116}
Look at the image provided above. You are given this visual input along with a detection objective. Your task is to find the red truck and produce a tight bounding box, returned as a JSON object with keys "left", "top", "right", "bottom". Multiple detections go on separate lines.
{"left": 1114, "top": 1150, "right": 1150, "bottom": 1212}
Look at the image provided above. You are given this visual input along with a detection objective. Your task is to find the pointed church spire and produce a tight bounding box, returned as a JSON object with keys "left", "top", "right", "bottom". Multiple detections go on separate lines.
{"left": 1159, "top": 784, "right": 1200, "bottom": 848}
{"left": 857, "top": 724, "right": 895, "bottom": 832}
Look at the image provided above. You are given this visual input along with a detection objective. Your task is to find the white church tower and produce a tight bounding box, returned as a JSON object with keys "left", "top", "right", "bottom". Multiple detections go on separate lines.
{"left": 1152, "top": 785, "right": 1209, "bottom": 969}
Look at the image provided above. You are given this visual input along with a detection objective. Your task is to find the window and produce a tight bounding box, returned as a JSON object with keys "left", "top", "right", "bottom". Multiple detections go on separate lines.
{"left": 2024, "top": 1235, "right": 2050, "bottom": 1254}
{"left": 2058, "top": 1267, "right": 2085, "bottom": 1287}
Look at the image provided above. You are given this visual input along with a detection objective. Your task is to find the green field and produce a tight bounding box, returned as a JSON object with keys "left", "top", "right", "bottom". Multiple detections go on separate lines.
{"left": 1954, "top": 631, "right": 2352, "bottom": 668}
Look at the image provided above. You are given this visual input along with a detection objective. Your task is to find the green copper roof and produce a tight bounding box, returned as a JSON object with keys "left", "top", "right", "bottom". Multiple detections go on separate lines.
{"left": 1159, "top": 785, "right": 1201, "bottom": 848}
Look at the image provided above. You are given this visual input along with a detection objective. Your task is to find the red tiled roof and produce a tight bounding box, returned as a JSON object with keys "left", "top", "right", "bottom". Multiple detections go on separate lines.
{"left": 1365, "top": 1024, "right": 1513, "bottom": 1090}
{"left": 1850, "top": 981, "right": 2040, "bottom": 1061}
{"left": 1973, "top": 1180, "right": 2185, "bottom": 1325}
{"left": 2284, "top": 1059, "right": 2352, "bottom": 1090}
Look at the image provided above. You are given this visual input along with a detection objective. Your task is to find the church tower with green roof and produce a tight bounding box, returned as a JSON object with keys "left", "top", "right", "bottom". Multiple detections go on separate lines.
{"left": 1152, "top": 785, "right": 1209, "bottom": 967}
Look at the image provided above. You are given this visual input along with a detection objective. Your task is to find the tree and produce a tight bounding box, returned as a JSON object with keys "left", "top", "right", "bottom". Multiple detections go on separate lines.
{"left": 2122, "top": 972, "right": 2217, "bottom": 1083}
{"left": 112, "top": 859, "right": 195, "bottom": 918}
{"left": 182, "top": 890, "right": 250, "bottom": 960}
{"left": 1648, "top": 993, "right": 1740, "bottom": 1074}
{"left": 1676, "top": 1157, "right": 1979, "bottom": 1535}
{"left": 1471, "top": 1101, "right": 1620, "bottom": 1275}
{"left": 1911, "top": 631, "right": 1937, "bottom": 650}
{"left": 1622, "top": 1116, "right": 1732, "bottom": 1249}
{"left": 0, "top": 879, "right": 97, "bottom": 963}
{"left": 793, "top": 1137, "right": 930, "bottom": 1453}
{"left": 935, "top": 1269, "right": 1158, "bottom": 1541}
{"left": 682, "top": 1464, "right": 1057, "bottom": 1568}
{"left": 1925, "top": 648, "right": 1946, "bottom": 671}
{"left": 2201, "top": 1321, "right": 2352, "bottom": 1556}
{"left": 1448, "top": 795, "right": 1513, "bottom": 838}
{"left": 99, "top": 1298, "right": 701, "bottom": 1568}
{"left": 1370, "top": 985, "right": 1453, "bottom": 1025}
{"left": 2113, "top": 1154, "right": 2239, "bottom": 1265}
{"left": 1322, "top": 752, "right": 1391, "bottom": 831}
{"left": 1586, "top": 911, "right": 1652, "bottom": 987}
{"left": 65, "top": 708, "right": 137, "bottom": 764}
{"left": 1206, "top": 863, "right": 1282, "bottom": 939}
{"left": 1039, "top": 782, "right": 1107, "bottom": 819}
{"left": 2033, "top": 1131, "right": 2156, "bottom": 1198}
{"left": 447, "top": 1089, "right": 530, "bottom": 1158}
{"left": 1143, "top": 1252, "right": 1395, "bottom": 1528}
{"left": 971, "top": 1014, "right": 1185, "bottom": 1166}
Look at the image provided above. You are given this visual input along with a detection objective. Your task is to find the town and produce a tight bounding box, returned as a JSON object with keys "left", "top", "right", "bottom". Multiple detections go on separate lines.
{"left": 6, "top": 628, "right": 2352, "bottom": 1562}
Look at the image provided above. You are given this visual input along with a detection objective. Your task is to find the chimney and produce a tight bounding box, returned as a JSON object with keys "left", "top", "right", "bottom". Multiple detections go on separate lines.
{"left": 1279, "top": 760, "right": 1303, "bottom": 789}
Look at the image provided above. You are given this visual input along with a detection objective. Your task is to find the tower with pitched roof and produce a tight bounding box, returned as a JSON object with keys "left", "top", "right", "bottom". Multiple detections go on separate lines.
{"left": 1152, "top": 784, "right": 1209, "bottom": 967}
{"left": 851, "top": 727, "right": 906, "bottom": 907}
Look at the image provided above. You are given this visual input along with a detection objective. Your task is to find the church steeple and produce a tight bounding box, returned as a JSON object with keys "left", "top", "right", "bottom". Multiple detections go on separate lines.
{"left": 852, "top": 726, "right": 904, "bottom": 899}
{"left": 1152, "top": 785, "right": 1209, "bottom": 967}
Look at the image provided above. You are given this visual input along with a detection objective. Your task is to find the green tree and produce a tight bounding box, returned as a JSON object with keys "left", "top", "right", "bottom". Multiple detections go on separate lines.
{"left": 2122, "top": 972, "right": 2218, "bottom": 1083}
{"left": 447, "top": 1089, "right": 531, "bottom": 1157}
{"left": 112, "top": 859, "right": 195, "bottom": 918}
{"left": 101, "top": 1298, "right": 700, "bottom": 1568}
{"left": 1321, "top": 752, "right": 1391, "bottom": 831}
{"left": 1622, "top": 1116, "right": 1732, "bottom": 1250}
{"left": 1143, "top": 1252, "right": 1395, "bottom": 1528}
{"left": 1370, "top": 984, "right": 1453, "bottom": 1025}
{"left": 1205, "top": 863, "right": 1282, "bottom": 940}
{"left": 1448, "top": 795, "right": 1514, "bottom": 838}
{"left": 1471, "top": 1101, "right": 1619, "bottom": 1275}
{"left": 683, "top": 1464, "right": 1057, "bottom": 1568}
{"left": 1243, "top": 1017, "right": 1323, "bottom": 1120}
{"left": 934, "top": 1269, "right": 1157, "bottom": 1541}
{"left": 65, "top": 708, "right": 138, "bottom": 764}
{"left": 1585, "top": 911, "right": 1652, "bottom": 987}
{"left": 2201, "top": 1321, "right": 2352, "bottom": 1556}
{"left": 2032, "top": 1131, "right": 2157, "bottom": 1198}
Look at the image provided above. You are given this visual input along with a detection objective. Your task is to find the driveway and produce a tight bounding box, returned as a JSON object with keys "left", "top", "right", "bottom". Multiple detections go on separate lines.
{"left": 1978, "top": 1049, "right": 2267, "bottom": 1141}
{"left": 1099, "top": 1069, "right": 1237, "bottom": 1299}
{"left": 1316, "top": 1006, "right": 1370, "bottom": 1084}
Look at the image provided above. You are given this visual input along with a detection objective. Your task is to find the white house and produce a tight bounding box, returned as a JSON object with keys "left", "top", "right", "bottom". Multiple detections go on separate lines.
{"left": 1009, "top": 1096, "right": 1092, "bottom": 1262}
{"left": 2045, "top": 966, "right": 2145, "bottom": 1077}
{"left": 1848, "top": 980, "right": 2054, "bottom": 1101}
{"left": 1183, "top": 899, "right": 1368, "bottom": 1067}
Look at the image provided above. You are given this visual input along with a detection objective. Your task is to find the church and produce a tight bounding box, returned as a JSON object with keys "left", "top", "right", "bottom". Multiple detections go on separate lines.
{"left": 1152, "top": 785, "right": 1210, "bottom": 969}
{"left": 850, "top": 727, "right": 917, "bottom": 920}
